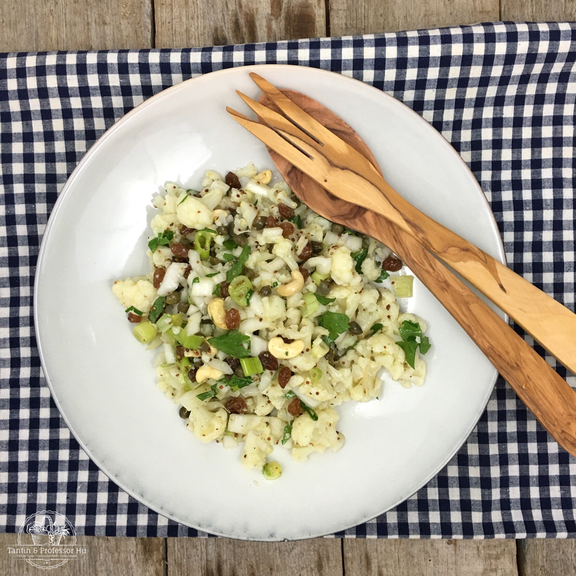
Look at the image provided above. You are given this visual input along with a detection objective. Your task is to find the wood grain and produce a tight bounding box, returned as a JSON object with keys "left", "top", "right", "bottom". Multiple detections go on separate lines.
{"left": 0, "top": 533, "right": 165, "bottom": 576}
{"left": 344, "top": 539, "right": 518, "bottom": 576}
{"left": 166, "top": 537, "right": 343, "bottom": 575}
{"left": 501, "top": 0, "right": 576, "bottom": 21}
{"left": 0, "top": 0, "right": 153, "bottom": 52}
{"left": 154, "top": 0, "right": 326, "bottom": 48}
{"left": 329, "top": 0, "right": 499, "bottom": 36}
{"left": 243, "top": 85, "right": 576, "bottom": 457}
{"left": 518, "top": 540, "right": 576, "bottom": 576}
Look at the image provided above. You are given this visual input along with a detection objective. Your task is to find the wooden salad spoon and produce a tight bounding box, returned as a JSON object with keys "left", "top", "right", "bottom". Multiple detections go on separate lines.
{"left": 233, "top": 73, "right": 576, "bottom": 381}
{"left": 226, "top": 85, "right": 576, "bottom": 457}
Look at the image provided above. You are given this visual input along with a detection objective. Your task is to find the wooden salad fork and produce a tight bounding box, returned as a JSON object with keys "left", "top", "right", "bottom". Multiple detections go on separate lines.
{"left": 226, "top": 76, "right": 576, "bottom": 457}
{"left": 229, "top": 73, "right": 576, "bottom": 378}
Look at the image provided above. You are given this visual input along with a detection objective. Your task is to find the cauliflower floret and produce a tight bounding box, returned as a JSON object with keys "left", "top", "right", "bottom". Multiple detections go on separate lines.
{"left": 272, "top": 238, "right": 299, "bottom": 270}
{"left": 150, "top": 213, "right": 177, "bottom": 235}
{"left": 176, "top": 193, "right": 212, "bottom": 228}
{"left": 330, "top": 246, "right": 359, "bottom": 286}
{"left": 261, "top": 295, "right": 286, "bottom": 322}
{"left": 112, "top": 278, "right": 157, "bottom": 313}
{"left": 291, "top": 409, "right": 345, "bottom": 462}
{"left": 361, "top": 257, "right": 383, "bottom": 282}
{"left": 187, "top": 406, "right": 227, "bottom": 443}
{"left": 241, "top": 419, "right": 283, "bottom": 470}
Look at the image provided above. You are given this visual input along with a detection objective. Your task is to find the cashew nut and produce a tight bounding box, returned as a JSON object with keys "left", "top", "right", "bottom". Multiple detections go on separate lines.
{"left": 208, "top": 298, "right": 228, "bottom": 329}
{"left": 268, "top": 337, "right": 305, "bottom": 359}
{"left": 255, "top": 170, "right": 272, "bottom": 185}
{"left": 276, "top": 270, "right": 305, "bottom": 297}
{"left": 196, "top": 364, "right": 224, "bottom": 383}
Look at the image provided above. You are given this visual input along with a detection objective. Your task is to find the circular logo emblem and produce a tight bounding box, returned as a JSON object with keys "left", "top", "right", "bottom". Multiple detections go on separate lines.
{"left": 16, "top": 510, "right": 77, "bottom": 570}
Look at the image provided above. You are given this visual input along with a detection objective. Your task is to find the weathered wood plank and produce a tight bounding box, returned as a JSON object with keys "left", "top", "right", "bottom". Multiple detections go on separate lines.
{"left": 0, "top": 533, "right": 165, "bottom": 576}
{"left": 0, "top": 0, "right": 153, "bottom": 52}
{"left": 329, "top": 0, "right": 499, "bottom": 36}
{"left": 501, "top": 0, "right": 576, "bottom": 21}
{"left": 343, "top": 539, "right": 518, "bottom": 576}
{"left": 167, "top": 537, "right": 343, "bottom": 575}
{"left": 154, "top": 0, "right": 326, "bottom": 48}
{"left": 518, "top": 540, "right": 576, "bottom": 576}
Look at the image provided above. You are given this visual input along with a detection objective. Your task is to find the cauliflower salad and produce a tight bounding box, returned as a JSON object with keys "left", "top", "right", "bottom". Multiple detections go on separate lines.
{"left": 113, "top": 164, "right": 431, "bottom": 480}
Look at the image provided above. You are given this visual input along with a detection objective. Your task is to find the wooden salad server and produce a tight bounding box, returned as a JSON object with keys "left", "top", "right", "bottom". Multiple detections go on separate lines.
{"left": 226, "top": 84, "right": 576, "bottom": 457}
{"left": 232, "top": 73, "right": 576, "bottom": 381}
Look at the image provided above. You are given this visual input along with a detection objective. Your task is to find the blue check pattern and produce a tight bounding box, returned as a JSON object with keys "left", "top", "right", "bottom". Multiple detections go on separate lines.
{"left": 1, "top": 21, "right": 575, "bottom": 538}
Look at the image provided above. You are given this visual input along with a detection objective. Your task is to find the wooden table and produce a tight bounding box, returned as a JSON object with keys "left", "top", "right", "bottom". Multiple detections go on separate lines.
{"left": 1, "top": 1, "right": 575, "bottom": 574}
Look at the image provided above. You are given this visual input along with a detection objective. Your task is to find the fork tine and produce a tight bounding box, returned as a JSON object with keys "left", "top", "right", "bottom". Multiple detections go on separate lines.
{"left": 250, "top": 73, "right": 383, "bottom": 181}
{"left": 235, "top": 91, "right": 319, "bottom": 148}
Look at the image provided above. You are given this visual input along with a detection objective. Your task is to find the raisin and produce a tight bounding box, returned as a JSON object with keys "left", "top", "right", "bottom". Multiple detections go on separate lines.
{"left": 220, "top": 282, "right": 230, "bottom": 299}
{"left": 225, "top": 396, "right": 247, "bottom": 414}
{"left": 183, "top": 265, "right": 192, "bottom": 279}
{"left": 187, "top": 366, "right": 198, "bottom": 383}
{"left": 170, "top": 243, "right": 189, "bottom": 258}
{"left": 225, "top": 171, "right": 242, "bottom": 189}
{"left": 287, "top": 398, "right": 302, "bottom": 416}
{"left": 278, "top": 366, "right": 292, "bottom": 388}
{"left": 278, "top": 203, "right": 294, "bottom": 219}
{"left": 258, "top": 351, "right": 279, "bottom": 371}
{"left": 298, "top": 241, "right": 313, "bottom": 261}
{"left": 180, "top": 224, "right": 195, "bottom": 235}
{"left": 175, "top": 345, "right": 185, "bottom": 362}
{"left": 153, "top": 266, "right": 166, "bottom": 289}
{"left": 225, "top": 308, "right": 241, "bottom": 330}
{"left": 127, "top": 312, "right": 142, "bottom": 323}
{"left": 298, "top": 266, "right": 310, "bottom": 281}
{"left": 225, "top": 357, "right": 241, "bottom": 372}
{"left": 279, "top": 222, "right": 295, "bottom": 238}
{"left": 381, "top": 254, "right": 403, "bottom": 272}
{"left": 265, "top": 215, "right": 279, "bottom": 228}
{"left": 253, "top": 215, "right": 268, "bottom": 230}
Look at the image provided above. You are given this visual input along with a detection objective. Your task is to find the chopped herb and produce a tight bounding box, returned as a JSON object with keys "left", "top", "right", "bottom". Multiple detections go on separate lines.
{"left": 342, "top": 340, "right": 360, "bottom": 354}
{"left": 254, "top": 199, "right": 258, "bottom": 207}
{"left": 148, "top": 230, "right": 174, "bottom": 253}
{"left": 206, "top": 272, "right": 219, "bottom": 277}
{"left": 370, "top": 323, "right": 384, "bottom": 335}
{"left": 272, "top": 282, "right": 278, "bottom": 288}
{"left": 192, "top": 277, "right": 200, "bottom": 284}
{"left": 300, "top": 401, "right": 318, "bottom": 421}
{"left": 219, "top": 374, "right": 254, "bottom": 390}
{"left": 314, "top": 294, "right": 335, "bottom": 306}
{"left": 196, "top": 384, "right": 218, "bottom": 401}
{"left": 351, "top": 246, "right": 368, "bottom": 273}
{"left": 376, "top": 268, "right": 390, "bottom": 282}
{"left": 281, "top": 421, "right": 293, "bottom": 445}
{"left": 245, "top": 288, "right": 254, "bottom": 304}
{"left": 125, "top": 306, "right": 143, "bottom": 316}
{"left": 177, "top": 194, "right": 189, "bottom": 205}
{"left": 148, "top": 296, "right": 166, "bottom": 323}
{"left": 223, "top": 238, "right": 238, "bottom": 250}
{"left": 226, "top": 244, "right": 250, "bottom": 283}
{"left": 289, "top": 214, "right": 303, "bottom": 229}
{"left": 395, "top": 320, "right": 431, "bottom": 368}
{"left": 213, "top": 284, "right": 222, "bottom": 297}
{"left": 208, "top": 330, "right": 251, "bottom": 358}
{"left": 318, "top": 311, "right": 350, "bottom": 343}
{"left": 344, "top": 229, "right": 357, "bottom": 236}
{"left": 285, "top": 390, "right": 296, "bottom": 399}
{"left": 222, "top": 253, "right": 236, "bottom": 262}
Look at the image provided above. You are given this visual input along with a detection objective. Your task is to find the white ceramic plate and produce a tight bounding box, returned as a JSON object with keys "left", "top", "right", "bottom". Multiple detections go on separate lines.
{"left": 35, "top": 65, "right": 505, "bottom": 540}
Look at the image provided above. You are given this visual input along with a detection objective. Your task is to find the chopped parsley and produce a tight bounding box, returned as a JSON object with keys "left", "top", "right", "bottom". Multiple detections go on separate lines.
{"left": 177, "top": 194, "right": 189, "bottom": 205}
{"left": 219, "top": 374, "right": 254, "bottom": 390}
{"left": 213, "top": 284, "right": 222, "bottom": 297}
{"left": 206, "top": 272, "right": 219, "bottom": 277}
{"left": 223, "top": 238, "right": 238, "bottom": 250}
{"left": 196, "top": 384, "right": 218, "bottom": 401}
{"left": 318, "top": 311, "right": 350, "bottom": 344}
{"left": 314, "top": 294, "right": 335, "bottom": 306}
{"left": 376, "top": 268, "right": 390, "bottom": 282}
{"left": 148, "top": 230, "right": 174, "bottom": 253}
{"left": 395, "top": 320, "right": 431, "bottom": 369}
{"left": 281, "top": 421, "right": 293, "bottom": 445}
{"left": 192, "top": 277, "right": 200, "bottom": 284}
{"left": 289, "top": 214, "right": 303, "bottom": 229}
{"left": 125, "top": 306, "right": 143, "bottom": 316}
{"left": 370, "top": 323, "right": 383, "bottom": 335}
{"left": 285, "top": 390, "right": 296, "bottom": 399}
{"left": 208, "top": 330, "right": 251, "bottom": 358}
{"left": 222, "top": 253, "right": 236, "bottom": 262}
{"left": 300, "top": 401, "right": 318, "bottom": 421}
{"left": 148, "top": 296, "right": 166, "bottom": 323}
{"left": 226, "top": 244, "right": 250, "bottom": 283}
{"left": 351, "top": 245, "right": 368, "bottom": 273}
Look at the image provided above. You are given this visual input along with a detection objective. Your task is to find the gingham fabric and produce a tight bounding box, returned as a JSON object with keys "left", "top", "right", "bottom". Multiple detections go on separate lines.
{"left": 1, "top": 21, "right": 576, "bottom": 538}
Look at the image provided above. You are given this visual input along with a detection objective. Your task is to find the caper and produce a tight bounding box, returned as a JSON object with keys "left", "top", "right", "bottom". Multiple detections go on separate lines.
{"left": 317, "top": 279, "right": 333, "bottom": 296}
{"left": 216, "top": 226, "right": 228, "bottom": 236}
{"left": 327, "top": 348, "right": 340, "bottom": 365}
{"left": 232, "top": 234, "right": 246, "bottom": 246}
{"left": 199, "top": 341, "right": 211, "bottom": 353}
{"left": 311, "top": 241, "right": 324, "bottom": 255}
{"left": 166, "top": 292, "right": 180, "bottom": 305}
{"left": 177, "top": 302, "right": 190, "bottom": 314}
{"left": 331, "top": 223, "right": 344, "bottom": 234}
{"left": 259, "top": 285, "right": 272, "bottom": 297}
{"left": 234, "top": 365, "right": 245, "bottom": 377}
{"left": 253, "top": 215, "right": 268, "bottom": 230}
{"left": 179, "top": 406, "right": 190, "bottom": 419}
{"left": 227, "top": 221, "right": 236, "bottom": 236}
{"left": 348, "top": 321, "right": 362, "bottom": 335}
{"left": 210, "top": 256, "right": 220, "bottom": 265}
{"left": 245, "top": 269, "right": 257, "bottom": 281}
{"left": 200, "top": 318, "right": 214, "bottom": 325}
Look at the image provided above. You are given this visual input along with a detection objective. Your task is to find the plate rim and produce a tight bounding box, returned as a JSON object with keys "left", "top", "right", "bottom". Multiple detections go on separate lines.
{"left": 34, "top": 63, "right": 505, "bottom": 540}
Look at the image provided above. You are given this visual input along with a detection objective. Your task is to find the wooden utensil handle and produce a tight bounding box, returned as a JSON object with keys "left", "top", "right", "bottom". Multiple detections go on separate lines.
{"left": 373, "top": 175, "right": 576, "bottom": 376}
{"left": 364, "top": 209, "right": 576, "bottom": 456}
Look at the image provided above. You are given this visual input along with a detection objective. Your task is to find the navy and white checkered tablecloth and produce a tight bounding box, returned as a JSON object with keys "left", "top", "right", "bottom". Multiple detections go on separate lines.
{"left": 1, "top": 21, "right": 576, "bottom": 538}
